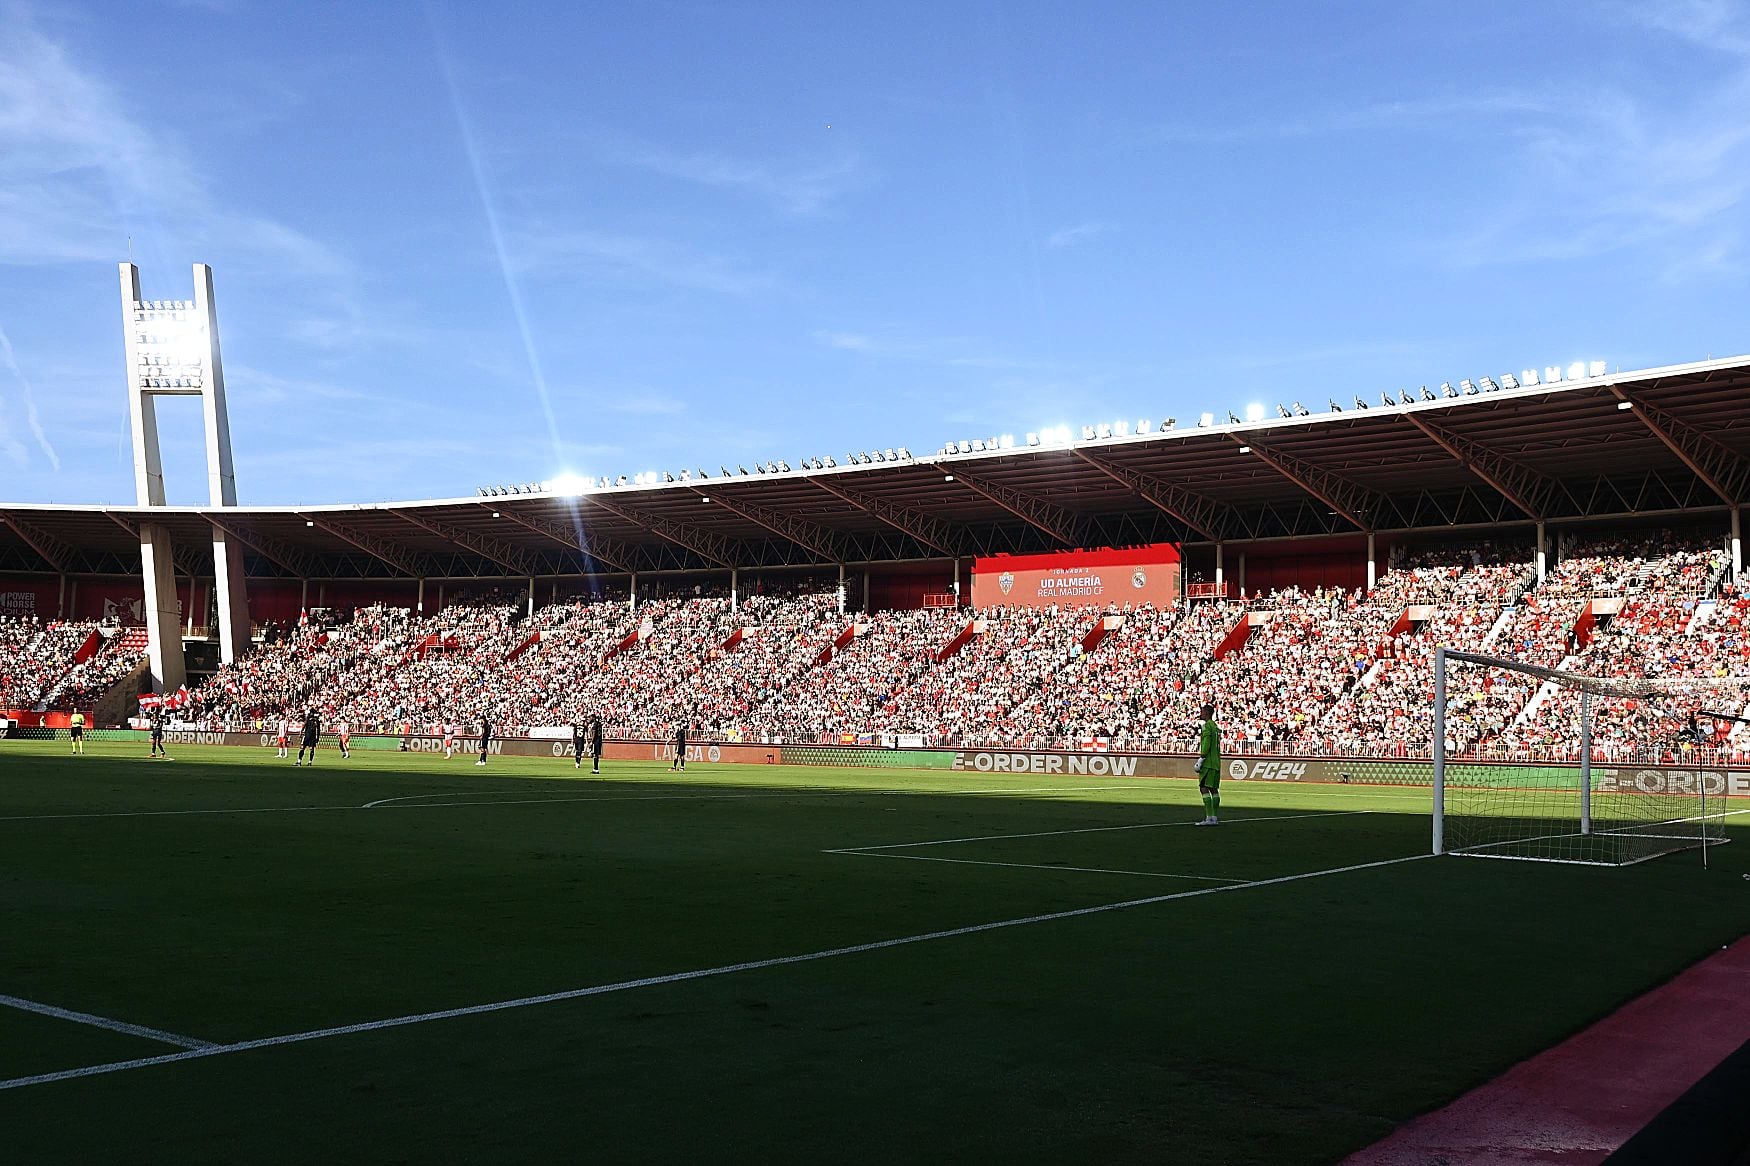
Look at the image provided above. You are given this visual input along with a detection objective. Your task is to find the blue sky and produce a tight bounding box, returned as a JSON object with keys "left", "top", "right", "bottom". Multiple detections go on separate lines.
{"left": 1, "top": 0, "right": 1747, "bottom": 506}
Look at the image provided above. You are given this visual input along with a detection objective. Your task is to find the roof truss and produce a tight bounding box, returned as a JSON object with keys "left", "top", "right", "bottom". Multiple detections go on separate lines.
{"left": 934, "top": 463, "right": 1084, "bottom": 546}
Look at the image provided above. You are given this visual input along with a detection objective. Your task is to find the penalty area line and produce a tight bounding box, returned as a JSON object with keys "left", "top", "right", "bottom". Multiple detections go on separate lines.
{"left": 0, "top": 993, "right": 217, "bottom": 1051}
{"left": 834, "top": 808, "right": 1373, "bottom": 852}
{"left": 0, "top": 850, "right": 1429, "bottom": 1094}
{"left": 825, "top": 851, "right": 1247, "bottom": 882}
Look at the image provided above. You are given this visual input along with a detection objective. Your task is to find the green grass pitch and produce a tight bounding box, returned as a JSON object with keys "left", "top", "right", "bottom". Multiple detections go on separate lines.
{"left": 2, "top": 739, "right": 1747, "bottom": 1163}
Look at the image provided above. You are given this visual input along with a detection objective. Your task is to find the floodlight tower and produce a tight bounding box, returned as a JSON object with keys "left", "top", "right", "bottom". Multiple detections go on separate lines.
{"left": 120, "top": 263, "right": 251, "bottom": 694}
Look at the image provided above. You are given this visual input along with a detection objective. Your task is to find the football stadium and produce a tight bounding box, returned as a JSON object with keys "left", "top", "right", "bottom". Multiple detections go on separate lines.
{"left": 5, "top": 6, "right": 1750, "bottom": 1163}
{"left": 2, "top": 271, "right": 1749, "bottom": 1162}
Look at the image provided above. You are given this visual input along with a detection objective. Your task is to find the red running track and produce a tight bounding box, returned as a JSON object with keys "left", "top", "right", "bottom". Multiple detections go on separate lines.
{"left": 1345, "top": 936, "right": 1750, "bottom": 1165}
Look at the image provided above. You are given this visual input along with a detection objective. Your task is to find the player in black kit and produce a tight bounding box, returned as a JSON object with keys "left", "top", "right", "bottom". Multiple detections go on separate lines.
{"left": 476, "top": 716, "right": 492, "bottom": 767}
{"left": 295, "top": 709, "right": 320, "bottom": 766}
{"left": 590, "top": 714, "right": 604, "bottom": 775}
{"left": 671, "top": 722, "right": 687, "bottom": 771}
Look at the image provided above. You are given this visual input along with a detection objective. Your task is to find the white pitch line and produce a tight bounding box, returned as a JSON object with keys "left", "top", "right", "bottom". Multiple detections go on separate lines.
{"left": 359, "top": 782, "right": 1143, "bottom": 810}
{"left": 825, "top": 850, "right": 1246, "bottom": 882}
{"left": 0, "top": 804, "right": 360, "bottom": 824}
{"left": 834, "top": 808, "right": 1373, "bottom": 852}
{"left": 0, "top": 783, "right": 1145, "bottom": 823}
{"left": 0, "top": 993, "right": 216, "bottom": 1051}
{"left": 0, "top": 851, "right": 1430, "bottom": 1093}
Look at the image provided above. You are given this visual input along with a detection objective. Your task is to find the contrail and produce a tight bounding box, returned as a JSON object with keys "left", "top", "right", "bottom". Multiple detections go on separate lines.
{"left": 422, "top": 2, "right": 564, "bottom": 464}
{"left": 0, "top": 323, "right": 60, "bottom": 471}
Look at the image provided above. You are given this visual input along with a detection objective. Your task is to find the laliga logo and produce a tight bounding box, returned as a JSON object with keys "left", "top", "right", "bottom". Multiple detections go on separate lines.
{"left": 998, "top": 571, "right": 1015, "bottom": 595}
{"left": 1132, "top": 567, "right": 1147, "bottom": 589}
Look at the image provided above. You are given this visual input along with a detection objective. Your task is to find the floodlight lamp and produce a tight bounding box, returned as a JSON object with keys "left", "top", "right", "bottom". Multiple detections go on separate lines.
{"left": 1026, "top": 432, "right": 1040, "bottom": 446}
{"left": 943, "top": 474, "right": 955, "bottom": 482}
{"left": 1244, "top": 403, "right": 1265, "bottom": 422}
{"left": 1420, "top": 387, "right": 1435, "bottom": 402}
{"left": 824, "top": 456, "right": 836, "bottom": 467}
{"left": 1545, "top": 366, "right": 1564, "bottom": 384}
{"left": 618, "top": 475, "right": 629, "bottom": 485}
{"left": 1227, "top": 412, "right": 1241, "bottom": 424}
{"left": 1353, "top": 397, "right": 1368, "bottom": 410}
{"left": 766, "top": 461, "right": 779, "bottom": 473}
{"left": 1521, "top": 369, "right": 1540, "bottom": 386}
{"left": 1115, "top": 421, "right": 1132, "bottom": 437}
{"left": 1441, "top": 382, "right": 1457, "bottom": 397}
{"left": 1588, "top": 361, "right": 1606, "bottom": 378}
{"left": 1137, "top": 418, "right": 1152, "bottom": 434}
{"left": 1480, "top": 377, "right": 1499, "bottom": 392}
{"left": 305, "top": 520, "right": 315, "bottom": 527}
{"left": 860, "top": 453, "right": 873, "bottom": 464}
{"left": 1500, "top": 374, "right": 1519, "bottom": 390}
{"left": 1617, "top": 400, "right": 1634, "bottom": 411}
{"left": 1460, "top": 381, "right": 1476, "bottom": 395}
{"left": 779, "top": 461, "right": 790, "bottom": 472}
{"left": 897, "top": 447, "right": 910, "bottom": 459}
{"left": 1329, "top": 400, "right": 1342, "bottom": 412}
{"left": 1294, "top": 401, "right": 1310, "bottom": 416}
{"left": 872, "top": 450, "right": 885, "bottom": 462}
{"left": 678, "top": 470, "right": 690, "bottom": 481}
{"left": 1160, "top": 418, "right": 1175, "bottom": 430}
{"left": 1198, "top": 412, "right": 1214, "bottom": 427}
{"left": 958, "top": 439, "right": 972, "bottom": 453}
{"left": 885, "top": 448, "right": 897, "bottom": 460}
{"left": 1380, "top": 393, "right": 1394, "bottom": 407}
{"left": 1081, "top": 425, "right": 1097, "bottom": 440}
{"left": 1276, "top": 405, "right": 1290, "bottom": 419}
{"left": 1238, "top": 445, "right": 1251, "bottom": 454}
{"left": 1567, "top": 362, "right": 1586, "bottom": 381}
{"left": 492, "top": 511, "right": 500, "bottom": 519}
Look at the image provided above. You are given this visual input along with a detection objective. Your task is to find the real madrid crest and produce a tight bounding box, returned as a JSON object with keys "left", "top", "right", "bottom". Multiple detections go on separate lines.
{"left": 1131, "top": 567, "right": 1147, "bottom": 589}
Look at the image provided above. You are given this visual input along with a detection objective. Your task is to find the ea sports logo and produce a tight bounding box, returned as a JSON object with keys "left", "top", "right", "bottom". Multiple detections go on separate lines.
{"left": 1132, "top": 567, "right": 1147, "bottom": 589}
{"left": 998, "top": 571, "right": 1015, "bottom": 595}
{"left": 1228, "top": 760, "right": 1248, "bottom": 780}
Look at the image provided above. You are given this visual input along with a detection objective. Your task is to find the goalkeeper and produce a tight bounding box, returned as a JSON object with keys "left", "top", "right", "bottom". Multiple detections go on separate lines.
{"left": 1194, "top": 703, "right": 1222, "bottom": 826}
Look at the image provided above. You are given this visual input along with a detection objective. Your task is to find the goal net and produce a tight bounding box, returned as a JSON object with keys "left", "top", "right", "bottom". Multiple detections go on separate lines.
{"left": 1432, "top": 647, "right": 1743, "bottom": 866}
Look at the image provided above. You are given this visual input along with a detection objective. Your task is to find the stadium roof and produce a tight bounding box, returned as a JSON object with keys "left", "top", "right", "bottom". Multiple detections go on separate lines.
{"left": 4, "top": 354, "right": 1748, "bottom": 580}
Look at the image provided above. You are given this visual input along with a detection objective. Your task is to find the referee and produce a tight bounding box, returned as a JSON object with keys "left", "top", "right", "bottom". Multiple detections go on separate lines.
{"left": 671, "top": 721, "right": 687, "bottom": 771}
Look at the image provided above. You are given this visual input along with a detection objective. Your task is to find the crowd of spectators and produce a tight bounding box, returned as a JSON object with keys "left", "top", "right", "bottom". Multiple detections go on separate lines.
{"left": 0, "top": 616, "right": 108, "bottom": 710}
{"left": 166, "top": 529, "right": 1740, "bottom": 761}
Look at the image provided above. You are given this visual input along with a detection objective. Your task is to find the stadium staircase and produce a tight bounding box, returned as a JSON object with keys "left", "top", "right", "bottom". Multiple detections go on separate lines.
{"left": 1080, "top": 614, "right": 1120, "bottom": 654}
{"left": 92, "top": 659, "right": 150, "bottom": 728}
{"left": 1211, "top": 611, "right": 1255, "bottom": 660}
{"left": 814, "top": 625, "right": 856, "bottom": 666}
{"left": 505, "top": 632, "right": 540, "bottom": 661}
{"left": 934, "top": 618, "right": 978, "bottom": 663}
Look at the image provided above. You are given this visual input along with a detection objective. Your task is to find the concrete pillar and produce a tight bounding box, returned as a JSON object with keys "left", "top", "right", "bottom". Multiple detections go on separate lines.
{"left": 140, "top": 522, "right": 185, "bottom": 693}
{"left": 1732, "top": 506, "right": 1742, "bottom": 583}
{"left": 212, "top": 527, "right": 250, "bottom": 663}
{"left": 56, "top": 573, "right": 66, "bottom": 619}
{"left": 1366, "top": 531, "right": 1377, "bottom": 592}
{"left": 526, "top": 576, "right": 535, "bottom": 618}
{"left": 1536, "top": 522, "right": 1547, "bottom": 583}
{"left": 837, "top": 563, "right": 846, "bottom": 614}
{"left": 862, "top": 571, "right": 870, "bottom": 612}
{"left": 1236, "top": 553, "right": 1246, "bottom": 597}
{"left": 301, "top": 578, "right": 309, "bottom": 612}
{"left": 730, "top": 567, "right": 738, "bottom": 613}
{"left": 952, "top": 558, "right": 961, "bottom": 604}
{"left": 630, "top": 572, "right": 638, "bottom": 612}
{"left": 1215, "top": 543, "right": 1225, "bottom": 592}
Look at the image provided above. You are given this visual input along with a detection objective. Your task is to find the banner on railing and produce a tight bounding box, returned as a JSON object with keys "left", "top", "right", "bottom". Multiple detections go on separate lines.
{"left": 972, "top": 544, "right": 1181, "bottom": 611}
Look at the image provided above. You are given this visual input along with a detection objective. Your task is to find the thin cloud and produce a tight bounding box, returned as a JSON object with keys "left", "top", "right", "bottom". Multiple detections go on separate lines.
{"left": 510, "top": 228, "right": 777, "bottom": 296}
{"left": 618, "top": 143, "right": 868, "bottom": 216}
{"left": 1045, "top": 221, "right": 1114, "bottom": 249}
{"left": 0, "top": 10, "right": 346, "bottom": 276}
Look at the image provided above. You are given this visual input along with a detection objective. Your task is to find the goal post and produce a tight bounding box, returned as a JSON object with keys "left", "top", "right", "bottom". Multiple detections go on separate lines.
{"left": 1432, "top": 646, "right": 1741, "bottom": 866}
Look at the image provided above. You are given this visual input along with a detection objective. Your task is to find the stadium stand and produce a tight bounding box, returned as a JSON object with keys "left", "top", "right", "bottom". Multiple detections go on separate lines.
{"left": 163, "top": 527, "right": 1746, "bottom": 763}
